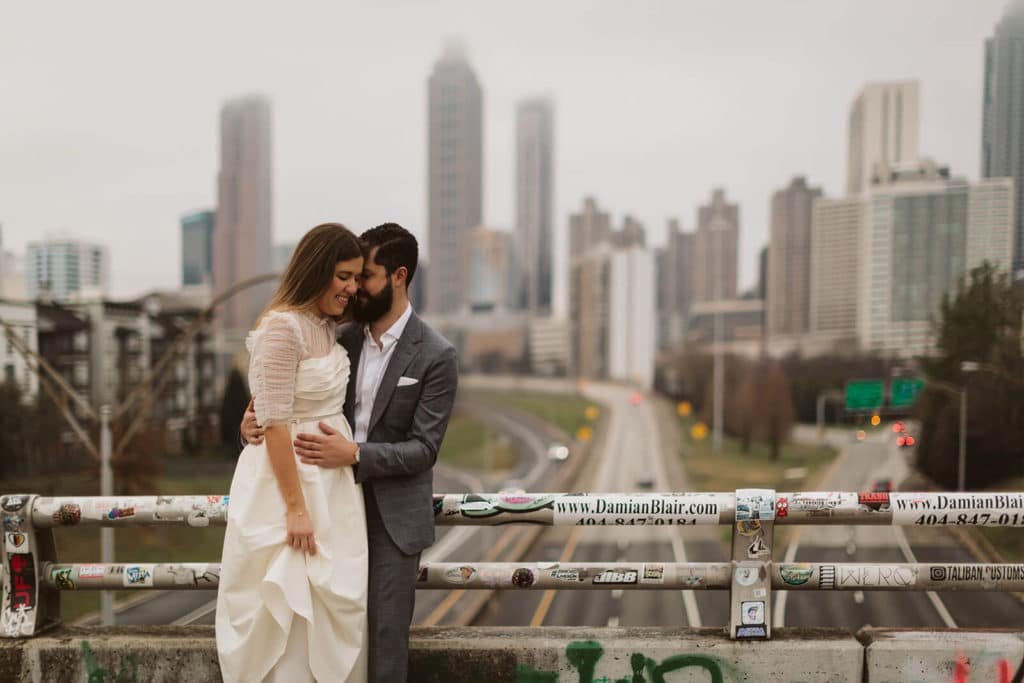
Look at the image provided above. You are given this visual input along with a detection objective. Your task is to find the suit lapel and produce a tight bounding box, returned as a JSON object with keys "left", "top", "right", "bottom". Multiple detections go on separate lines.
{"left": 367, "top": 313, "right": 422, "bottom": 436}
{"left": 339, "top": 323, "right": 362, "bottom": 425}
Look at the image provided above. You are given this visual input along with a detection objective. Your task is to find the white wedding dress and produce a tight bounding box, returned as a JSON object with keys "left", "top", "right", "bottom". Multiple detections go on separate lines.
{"left": 217, "top": 310, "right": 368, "bottom": 682}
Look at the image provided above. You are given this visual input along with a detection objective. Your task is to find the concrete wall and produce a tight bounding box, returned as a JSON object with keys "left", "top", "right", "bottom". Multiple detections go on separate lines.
{"left": 0, "top": 626, "right": 1021, "bottom": 682}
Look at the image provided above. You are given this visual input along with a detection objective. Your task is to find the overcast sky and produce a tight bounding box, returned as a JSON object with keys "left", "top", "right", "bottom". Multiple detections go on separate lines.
{"left": 0, "top": 0, "right": 1010, "bottom": 311}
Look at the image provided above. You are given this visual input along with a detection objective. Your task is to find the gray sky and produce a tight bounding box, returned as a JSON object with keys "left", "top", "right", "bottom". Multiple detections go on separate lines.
{"left": 0, "top": 0, "right": 1009, "bottom": 310}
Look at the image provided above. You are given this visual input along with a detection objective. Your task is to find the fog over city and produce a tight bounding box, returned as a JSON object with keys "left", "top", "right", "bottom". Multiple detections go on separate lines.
{"left": 0, "top": 1, "right": 1007, "bottom": 304}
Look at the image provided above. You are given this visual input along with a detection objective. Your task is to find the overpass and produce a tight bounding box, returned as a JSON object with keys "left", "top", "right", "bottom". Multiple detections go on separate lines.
{"left": 2, "top": 381, "right": 1023, "bottom": 680}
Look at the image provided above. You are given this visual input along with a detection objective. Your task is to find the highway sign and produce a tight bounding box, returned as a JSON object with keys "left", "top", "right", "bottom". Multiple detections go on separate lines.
{"left": 845, "top": 380, "right": 884, "bottom": 411}
{"left": 890, "top": 378, "right": 925, "bottom": 408}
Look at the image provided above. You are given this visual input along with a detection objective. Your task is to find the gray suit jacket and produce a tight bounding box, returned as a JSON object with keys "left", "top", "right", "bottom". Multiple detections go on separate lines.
{"left": 339, "top": 312, "right": 458, "bottom": 555}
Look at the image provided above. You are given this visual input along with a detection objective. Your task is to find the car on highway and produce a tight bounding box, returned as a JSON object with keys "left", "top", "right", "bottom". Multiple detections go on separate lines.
{"left": 547, "top": 442, "right": 570, "bottom": 461}
{"left": 896, "top": 434, "right": 916, "bottom": 448}
{"left": 870, "top": 478, "right": 893, "bottom": 493}
{"left": 636, "top": 474, "right": 654, "bottom": 490}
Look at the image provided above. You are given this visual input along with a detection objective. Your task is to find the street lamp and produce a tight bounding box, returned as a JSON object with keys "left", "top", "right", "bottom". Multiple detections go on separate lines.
{"left": 927, "top": 361, "right": 979, "bottom": 492}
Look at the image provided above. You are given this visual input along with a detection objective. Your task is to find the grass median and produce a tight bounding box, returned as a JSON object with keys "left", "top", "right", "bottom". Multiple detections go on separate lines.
{"left": 437, "top": 412, "right": 518, "bottom": 471}
{"left": 461, "top": 390, "right": 596, "bottom": 439}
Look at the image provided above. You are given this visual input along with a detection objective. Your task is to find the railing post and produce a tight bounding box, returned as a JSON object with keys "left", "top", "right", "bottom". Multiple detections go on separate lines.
{"left": 100, "top": 405, "right": 114, "bottom": 626}
{"left": 1, "top": 494, "right": 59, "bottom": 637}
{"left": 729, "top": 488, "right": 775, "bottom": 640}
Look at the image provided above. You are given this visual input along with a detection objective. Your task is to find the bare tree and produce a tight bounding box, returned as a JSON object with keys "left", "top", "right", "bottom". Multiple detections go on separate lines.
{"left": 755, "top": 361, "right": 795, "bottom": 461}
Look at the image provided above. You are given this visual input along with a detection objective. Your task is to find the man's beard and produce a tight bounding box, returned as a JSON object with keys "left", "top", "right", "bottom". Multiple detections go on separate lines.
{"left": 353, "top": 280, "right": 393, "bottom": 323}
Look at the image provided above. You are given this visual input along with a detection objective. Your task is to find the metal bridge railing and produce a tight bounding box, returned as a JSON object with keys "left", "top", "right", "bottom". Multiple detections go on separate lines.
{"left": 2, "top": 490, "right": 1023, "bottom": 639}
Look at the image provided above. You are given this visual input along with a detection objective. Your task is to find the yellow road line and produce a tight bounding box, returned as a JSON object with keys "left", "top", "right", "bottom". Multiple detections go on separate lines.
{"left": 529, "top": 525, "right": 584, "bottom": 627}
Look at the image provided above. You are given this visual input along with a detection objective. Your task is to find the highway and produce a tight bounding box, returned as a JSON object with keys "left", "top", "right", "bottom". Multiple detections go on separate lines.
{"left": 474, "top": 382, "right": 729, "bottom": 628}
{"left": 776, "top": 426, "right": 1024, "bottom": 630}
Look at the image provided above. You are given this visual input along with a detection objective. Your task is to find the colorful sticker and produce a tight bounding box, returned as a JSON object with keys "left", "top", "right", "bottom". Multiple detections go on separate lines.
{"left": 858, "top": 492, "right": 890, "bottom": 511}
{"left": 736, "top": 520, "right": 761, "bottom": 537}
{"left": 4, "top": 532, "right": 28, "bottom": 554}
{"left": 123, "top": 565, "right": 154, "bottom": 587}
{"left": 775, "top": 498, "right": 789, "bottom": 518}
{"left": 52, "top": 503, "right": 81, "bottom": 526}
{"left": 444, "top": 566, "right": 476, "bottom": 584}
{"left": 779, "top": 563, "right": 814, "bottom": 586}
{"left": 52, "top": 567, "right": 75, "bottom": 590}
{"left": 511, "top": 568, "right": 535, "bottom": 588}
{"left": 641, "top": 564, "right": 664, "bottom": 584}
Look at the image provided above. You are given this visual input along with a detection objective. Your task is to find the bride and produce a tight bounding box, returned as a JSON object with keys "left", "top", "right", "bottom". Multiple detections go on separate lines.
{"left": 216, "top": 223, "right": 367, "bottom": 682}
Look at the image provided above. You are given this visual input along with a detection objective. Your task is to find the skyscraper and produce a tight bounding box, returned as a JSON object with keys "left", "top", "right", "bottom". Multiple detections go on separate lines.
{"left": 427, "top": 41, "right": 483, "bottom": 314}
{"left": 847, "top": 81, "right": 920, "bottom": 195}
{"left": 213, "top": 94, "right": 273, "bottom": 335}
{"left": 515, "top": 97, "right": 554, "bottom": 315}
{"left": 981, "top": 1, "right": 1024, "bottom": 277}
{"left": 766, "top": 177, "right": 822, "bottom": 340}
{"left": 657, "top": 219, "right": 695, "bottom": 351}
{"left": 568, "top": 197, "right": 612, "bottom": 257}
{"left": 693, "top": 189, "right": 739, "bottom": 303}
{"left": 809, "top": 197, "right": 862, "bottom": 349}
{"left": 181, "top": 210, "right": 215, "bottom": 287}
{"left": 857, "top": 160, "right": 1013, "bottom": 357}
{"left": 26, "top": 237, "right": 109, "bottom": 302}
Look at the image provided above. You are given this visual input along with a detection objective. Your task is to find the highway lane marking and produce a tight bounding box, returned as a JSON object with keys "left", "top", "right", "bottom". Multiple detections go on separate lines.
{"left": 773, "top": 437, "right": 849, "bottom": 627}
{"left": 642, "top": 392, "right": 702, "bottom": 628}
{"left": 529, "top": 525, "right": 583, "bottom": 626}
{"left": 893, "top": 525, "right": 957, "bottom": 628}
{"left": 606, "top": 615, "right": 619, "bottom": 627}
{"left": 171, "top": 599, "right": 217, "bottom": 626}
{"left": 422, "top": 526, "right": 525, "bottom": 626}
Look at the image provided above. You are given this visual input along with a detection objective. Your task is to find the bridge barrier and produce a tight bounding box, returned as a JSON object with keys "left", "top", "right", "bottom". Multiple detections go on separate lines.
{"left": 2, "top": 489, "right": 1024, "bottom": 641}
{"left": 1, "top": 626, "right": 1023, "bottom": 682}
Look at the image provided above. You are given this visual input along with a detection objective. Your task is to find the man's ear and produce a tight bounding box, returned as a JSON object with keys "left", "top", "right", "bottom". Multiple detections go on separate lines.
{"left": 393, "top": 265, "right": 408, "bottom": 289}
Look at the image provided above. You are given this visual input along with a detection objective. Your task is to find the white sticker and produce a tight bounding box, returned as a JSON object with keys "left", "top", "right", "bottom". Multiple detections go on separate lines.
{"left": 551, "top": 494, "right": 720, "bottom": 526}
{"left": 4, "top": 532, "right": 28, "bottom": 554}
{"left": 736, "top": 489, "right": 776, "bottom": 521}
{"left": 741, "top": 600, "right": 765, "bottom": 625}
{"left": 735, "top": 566, "right": 759, "bottom": 586}
{"left": 78, "top": 565, "right": 105, "bottom": 579}
{"left": 891, "top": 493, "right": 1024, "bottom": 526}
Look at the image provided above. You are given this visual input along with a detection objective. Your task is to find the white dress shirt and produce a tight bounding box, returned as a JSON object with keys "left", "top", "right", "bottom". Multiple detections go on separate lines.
{"left": 352, "top": 303, "right": 413, "bottom": 443}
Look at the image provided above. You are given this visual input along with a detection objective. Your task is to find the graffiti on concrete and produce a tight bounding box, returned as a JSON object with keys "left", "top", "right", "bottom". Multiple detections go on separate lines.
{"left": 81, "top": 640, "right": 139, "bottom": 683}
{"left": 514, "top": 640, "right": 732, "bottom": 683}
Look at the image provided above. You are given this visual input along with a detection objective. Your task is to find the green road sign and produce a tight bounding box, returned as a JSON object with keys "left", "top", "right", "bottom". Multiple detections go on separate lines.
{"left": 845, "top": 380, "right": 884, "bottom": 411}
{"left": 891, "top": 378, "right": 925, "bottom": 408}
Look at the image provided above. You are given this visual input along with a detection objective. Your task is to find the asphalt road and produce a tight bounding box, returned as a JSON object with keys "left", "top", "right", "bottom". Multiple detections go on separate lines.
{"left": 475, "top": 382, "right": 729, "bottom": 628}
{"left": 777, "top": 427, "right": 1024, "bottom": 630}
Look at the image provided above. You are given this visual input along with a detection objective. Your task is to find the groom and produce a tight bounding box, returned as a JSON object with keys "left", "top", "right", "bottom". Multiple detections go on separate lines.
{"left": 242, "top": 223, "right": 458, "bottom": 682}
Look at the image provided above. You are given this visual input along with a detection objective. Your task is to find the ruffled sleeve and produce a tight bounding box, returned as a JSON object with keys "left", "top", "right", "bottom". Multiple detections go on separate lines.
{"left": 247, "top": 311, "right": 306, "bottom": 427}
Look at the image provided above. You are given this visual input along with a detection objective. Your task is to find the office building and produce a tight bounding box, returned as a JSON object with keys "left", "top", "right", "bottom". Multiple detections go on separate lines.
{"left": 181, "top": 210, "right": 215, "bottom": 287}
{"left": 847, "top": 81, "right": 920, "bottom": 195}
{"left": 656, "top": 219, "right": 695, "bottom": 351}
{"left": 212, "top": 94, "right": 273, "bottom": 335}
{"left": 427, "top": 40, "right": 483, "bottom": 314}
{"left": 767, "top": 177, "right": 822, "bottom": 345}
{"left": 25, "top": 237, "right": 109, "bottom": 302}
{"left": 857, "top": 160, "right": 1014, "bottom": 357}
{"left": 809, "top": 197, "right": 863, "bottom": 351}
{"left": 515, "top": 97, "right": 554, "bottom": 314}
{"left": 693, "top": 189, "right": 739, "bottom": 303}
{"left": 568, "top": 197, "right": 612, "bottom": 258}
{"left": 982, "top": 1, "right": 1024, "bottom": 276}
{"left": 465, "top": 226, "right": 517, "bottom": 313}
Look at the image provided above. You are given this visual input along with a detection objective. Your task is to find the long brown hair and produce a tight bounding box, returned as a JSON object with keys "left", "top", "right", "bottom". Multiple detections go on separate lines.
{"left": 257, "top": 222, "right": 363, "bottom": 326}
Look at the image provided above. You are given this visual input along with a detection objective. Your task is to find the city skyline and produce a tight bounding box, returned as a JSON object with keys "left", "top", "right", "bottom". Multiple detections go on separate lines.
{"left": 0, "top": 1, "right": 1010, "bottom": 309}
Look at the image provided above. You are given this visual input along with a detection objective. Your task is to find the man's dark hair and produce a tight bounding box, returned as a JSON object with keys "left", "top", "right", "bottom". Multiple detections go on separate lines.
{"left": 361, "top": 222, "right": 418, "bottom": 287}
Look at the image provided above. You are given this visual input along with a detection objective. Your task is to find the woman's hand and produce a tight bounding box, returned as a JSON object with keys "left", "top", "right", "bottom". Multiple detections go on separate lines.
{"left": 286, "top": 508, "right": 317, "bottom": 555}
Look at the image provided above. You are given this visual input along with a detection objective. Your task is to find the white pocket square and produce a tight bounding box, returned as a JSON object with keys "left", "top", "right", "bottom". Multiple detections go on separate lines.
{"left": 397, "top": 376, "right": 419, "bottom": 387}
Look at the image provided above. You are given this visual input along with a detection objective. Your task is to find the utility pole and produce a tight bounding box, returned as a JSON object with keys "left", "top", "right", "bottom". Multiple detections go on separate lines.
{"left": 712, "top": 222, "right": 724, "bottom": 454}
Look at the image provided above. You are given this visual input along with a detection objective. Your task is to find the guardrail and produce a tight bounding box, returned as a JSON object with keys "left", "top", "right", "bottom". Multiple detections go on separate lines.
{"left": 2, "top": 490, "right": 1023, "bottom": 640}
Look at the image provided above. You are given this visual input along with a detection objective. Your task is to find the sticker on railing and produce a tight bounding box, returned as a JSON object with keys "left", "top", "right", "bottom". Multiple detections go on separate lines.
{"left": 892, "top": 493, "right": 1024, "bottom": 526}
{"left": 551, "top": 494, "right": 720, "bottom": 526}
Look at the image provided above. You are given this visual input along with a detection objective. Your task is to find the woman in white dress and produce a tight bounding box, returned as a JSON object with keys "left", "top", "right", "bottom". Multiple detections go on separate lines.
{"left": 217, "top": 223, "right": 368, "bottom": 682}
